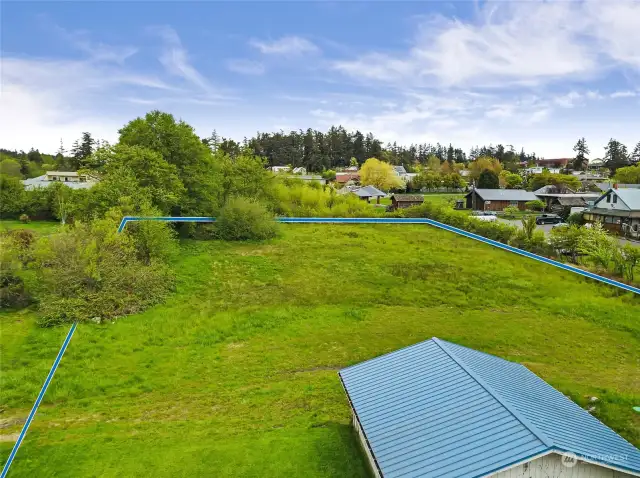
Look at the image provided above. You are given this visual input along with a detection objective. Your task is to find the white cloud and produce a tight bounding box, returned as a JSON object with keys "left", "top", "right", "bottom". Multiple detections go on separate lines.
{"left": 332, "top": 1, "right": 640, "bottom": 88}
{"left": 553, "top": 91, "right": 582, "bottom": 108}
{"left": 226, "top": 59, "right": 265, "bottom": 75}
{"left": 250, "top": 36, "right": 319, "bottom": 55}
{"left": 610, "top": 90, "right": 637, "bottom": 99}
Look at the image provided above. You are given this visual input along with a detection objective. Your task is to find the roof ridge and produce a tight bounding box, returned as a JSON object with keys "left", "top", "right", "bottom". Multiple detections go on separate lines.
{"left": 432, "top": 338, "right": 554, "bottom": 449}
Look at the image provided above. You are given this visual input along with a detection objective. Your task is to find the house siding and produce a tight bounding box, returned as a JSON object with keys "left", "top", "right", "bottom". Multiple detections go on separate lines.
{"left": 352, "top": 411, "right": 382, "bottom": 478}
{"left": 465, "top": 192, "right": 529, "bottom": 211}
{"left": 487, "top": 453, "right": 635, "bottom": 478}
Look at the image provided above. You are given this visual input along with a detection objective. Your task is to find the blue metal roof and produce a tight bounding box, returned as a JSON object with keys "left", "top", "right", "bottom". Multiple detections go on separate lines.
{"left": 339, "top": 338, "right": 640, "bottom": 478}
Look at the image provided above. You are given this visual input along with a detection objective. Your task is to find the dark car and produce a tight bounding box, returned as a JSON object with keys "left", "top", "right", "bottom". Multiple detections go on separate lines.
{"left": 536, "top": 213, "right": 562, "bottom": 225}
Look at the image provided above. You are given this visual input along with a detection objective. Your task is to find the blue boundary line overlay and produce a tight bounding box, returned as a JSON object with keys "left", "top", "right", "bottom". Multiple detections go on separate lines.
{"left": 118, "top": 216, "right": 640, "bottom": 295}
{"left": 1, "top": 322, "right": 77, "bottom": 478}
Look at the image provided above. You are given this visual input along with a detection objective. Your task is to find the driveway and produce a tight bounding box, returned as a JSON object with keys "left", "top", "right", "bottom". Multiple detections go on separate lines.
{"left": 497, "top": 218, "right": 639, "bottom": 248}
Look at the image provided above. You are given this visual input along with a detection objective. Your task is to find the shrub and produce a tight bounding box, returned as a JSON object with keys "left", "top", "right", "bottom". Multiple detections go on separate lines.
{"left": 216, "top": 197, "right": 279, "bottom": 241}
{"left": 567, "top": 212, "right": 585, "bottom": 226}
{"left": 525, "top": 200, "right": 545, "bottom": 211}
{"left": 502, "top": 206, "right": 519, "bottom": 218}
{"left": 19, "top": 214, "right": 30, "bottom": 223}
{"left": 33, "top": 210, "right": 175, "bottom": 326}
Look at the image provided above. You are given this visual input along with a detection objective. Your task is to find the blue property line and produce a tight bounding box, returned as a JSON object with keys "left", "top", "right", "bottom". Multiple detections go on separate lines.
{"left": 117, "top": 216, "right": 640, "bottom": 295}
{"left": 1, "top": 322, "right": 77, "bottom": 478}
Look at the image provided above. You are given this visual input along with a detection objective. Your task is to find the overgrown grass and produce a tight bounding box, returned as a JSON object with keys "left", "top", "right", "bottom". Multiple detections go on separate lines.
{"left": 0, "top": 219, "right": 61, "bottom": 235}
{"left": 0, "top": 224, "right": 638, "bottom": 477}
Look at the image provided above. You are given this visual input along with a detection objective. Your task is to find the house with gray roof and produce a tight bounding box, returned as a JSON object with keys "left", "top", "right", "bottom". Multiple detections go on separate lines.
{"left": 465, "top": 188, "right": 538, "bottom": 211}
{"left": 584, "top": 187, "right": 640, "bottom": 236}
{"left": 22, "top": 171, "right": 98, "bottom": 191}
{"left": 352, "top": 185, "right": 387, "bottom": 204}
{"left": 339, "top": 337, "right": 640, "bottom": 478}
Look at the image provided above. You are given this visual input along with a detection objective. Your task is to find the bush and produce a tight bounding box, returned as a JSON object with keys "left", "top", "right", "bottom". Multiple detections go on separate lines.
{"left": 0, "top": 236, "right": 31, "bottom": 308}
{"left": 525, "top": 200, "right": 545, "bottom": 212}
{"left": 567, "top": 212, "right": 585, "bottom": 226}
{"left": 502, "top": 206, "right": 519, "bottom": 218}
{"left": 33, "top": 209, "right": 175, "bottom": 326}
{"left": 216, "top": 197, "right": 279, "bottom": 241}
{"left": 19, "top": 214, "right": 30, "bottom": 223}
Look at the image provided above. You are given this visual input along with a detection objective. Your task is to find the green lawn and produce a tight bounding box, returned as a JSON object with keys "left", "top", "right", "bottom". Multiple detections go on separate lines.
{"left": 1, "top": 224, "right": 638, "bottom": 477}
{"left": 0, "top": 219, "right": 62, "bottom": 235}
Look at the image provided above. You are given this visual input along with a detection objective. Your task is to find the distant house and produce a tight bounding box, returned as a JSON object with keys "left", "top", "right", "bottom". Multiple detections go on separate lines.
{"left": 271, "top": 166, "right": 291, "bottom": 173}
{"left": 465, "top": 188, "right": 538, "bottom": 211}
{"left": 287, "top": 175, "right": 327, "bottom": 185}
{"left": 22, "top": 171, "right": 97, "bottom": 191}
{"left": 389, "top": 194, "right": 424, "bottom": 210}
{"left": 524, "top": 166, "right": 562, "bottom": 175}
{"left": 536, "top": 157, "right": 571, "bottom": 168}
{"left": 339, "top": 337, "right": 640, "bottom": 478}
{"left": 533, "top": 186, "right": 600, "bottom": 212}
{"left": 292, "top": 167, "right": 307, "bottom": 175}
{"left": 352, "top": 185, "right": 386, "bottom": 204}
{"left": 345, "top": 165, "right": 359, "bottom": 172}
{"left": 393, "top": 165, "right": 407, "bottom": 176}
{"left": 583, "top": 187, "right": 640, "bottom": 234}
{"left": 336, "top": 172, "right": 360, "bottom": 184}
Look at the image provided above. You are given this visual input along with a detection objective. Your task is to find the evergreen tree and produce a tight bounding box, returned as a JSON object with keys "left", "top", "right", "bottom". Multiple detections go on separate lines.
{"left": 446, "top": 144, "right": 454, "bottom": 164}
{"left": 572, "top": 137, "right": 589, "bottom": 170}
{"left": 604, "top": 138, "right": 629, "bottom": 173}
{"left": 27, "top": 148, "right": 43, "bottom": 165}
{"left": 477, "top": 169, "right": 500, "bottom": 189}
{"left": 631, "top": 141, "right": 640, "bottom": 165}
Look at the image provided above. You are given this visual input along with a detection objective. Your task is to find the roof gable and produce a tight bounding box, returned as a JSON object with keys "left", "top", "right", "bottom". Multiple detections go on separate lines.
{"left": 340, "top": 338, "right": 640, "bottom": 477}
{"left": 354, "top": 185, "right": 386, "bottom": 197}
{"left": 467, "top": 189, "right": 538, "bottom": 202}
{"left": 593, "top": 188, "right": 640, "bottom": 211}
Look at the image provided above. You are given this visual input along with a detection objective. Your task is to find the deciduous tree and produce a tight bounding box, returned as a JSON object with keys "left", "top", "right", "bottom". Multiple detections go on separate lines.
{"left": 359, "top": 157, "right": 403, "bottom": 191}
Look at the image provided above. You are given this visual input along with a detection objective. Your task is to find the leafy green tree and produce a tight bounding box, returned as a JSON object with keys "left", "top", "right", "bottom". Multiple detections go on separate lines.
{"left": 118, "top": 110, "right": 223, "bottom": 216}
{"left": 477, "top": 169, "right": 499, "bottom": 188}
{"left": 0, "top": 159, "right": 22, "bottom": 178}
{"left": 216, "top": 197, "right": 279, "bottom": 241}
{"left": 426, "top": 154, "right": 440, "bottom": 171}
{"left": 93, "top": 144, "right": 186, "bottom": 214}
{"left": 528, "top": 172, "right": 582, "bottom": 192}
{"left": 219, "top": 153, "right": 273, "bottom": 204}
{"left": 613, "top": 164, "right": 640, "bottom": 184}
{"left": 0, "top": 175, "right": 26, "bottom": 218}
{"left": 604, "top": 138, "right": 629, "bottom": 173}
{"left": 572, "top": 137, "right": 589, "bottom": 170}
{"left": 359, "top": 157, "right": 403, "bottom": 191}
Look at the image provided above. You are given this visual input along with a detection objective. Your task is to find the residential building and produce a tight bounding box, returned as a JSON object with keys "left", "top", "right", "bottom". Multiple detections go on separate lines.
{"left": 465, "top": 188, "right": 538, "bottom": 211}
{"left": 524, "top": 166, "right": 562, "bottom": 175}
{"left": 352, "top": 185, "right": 386, "bottom": 204}
{"left": 291, "top": 167, "right": 307, "bottom": 175}
{"left": 336, "top": 172, "right": 360, "bottom": 184}
{"left": 389, "top": 194, "right": 424, "bottom": 210}
{"left": 533, "top": 186, "right": 600, "bottom": 212}
{"left": 22, "top": 171, "right": 97, "bottom": 190}
{"left": 583, "top": 187, "right": 640, "bottom": 234}
{"left": 271, "top": 166, "right": 291, "bottom": 173}
{"left": 536, "top": 157, "right": 571, "bottom": 168}
{"left": 339, "top": 337, "right": 640, "bottom": 478}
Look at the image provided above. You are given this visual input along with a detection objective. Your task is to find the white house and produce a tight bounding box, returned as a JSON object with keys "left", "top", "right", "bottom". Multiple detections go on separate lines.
{"left": 583, "top": 187, "right": 640, "bottom": 236}
{"left": 271, "top": 166, "right": 291, "bottom": 173}
{"left": 340, "top": 337, "right": 640, "bottom": 478}
{"left": 292, "top": 167, "right": 307, "bottom": 175}
{"left": 22, "top": 171, "right": 97, "bottom": 190}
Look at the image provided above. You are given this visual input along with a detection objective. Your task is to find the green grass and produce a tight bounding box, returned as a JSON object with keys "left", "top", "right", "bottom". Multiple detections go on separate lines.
{"left": 0, "top": 219, "right": 62, "bottom": 235}
{"left": 1, "top": 224, "right": 638, "bottom": 477}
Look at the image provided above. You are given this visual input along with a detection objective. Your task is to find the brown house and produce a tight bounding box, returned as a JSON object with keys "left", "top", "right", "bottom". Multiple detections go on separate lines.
{"left": 389, "top": 194, "right": 424, "bottom": 210}
{"left": 465, "top": 189, "right": 538, "bottom": 211}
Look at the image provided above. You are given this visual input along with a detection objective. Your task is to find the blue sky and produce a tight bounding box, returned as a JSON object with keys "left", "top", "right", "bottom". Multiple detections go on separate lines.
{"left": 2, "top": 1, "right": 639, "bottom": 158}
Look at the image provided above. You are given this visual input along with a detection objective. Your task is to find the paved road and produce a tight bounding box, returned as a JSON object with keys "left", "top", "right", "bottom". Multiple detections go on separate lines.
{"left": 497, "top": 218, "right": 639, "bottom": 248}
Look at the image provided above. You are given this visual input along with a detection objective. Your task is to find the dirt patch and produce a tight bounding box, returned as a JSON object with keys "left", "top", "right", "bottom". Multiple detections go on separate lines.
{"left": 0, "top": 417, "right": 25, "bottom": 429}
{"left": 0, "top": 433, "right": 19, "bottom": 442}
{"left": 290, "top": 366, "right": 340, "bottom": 374}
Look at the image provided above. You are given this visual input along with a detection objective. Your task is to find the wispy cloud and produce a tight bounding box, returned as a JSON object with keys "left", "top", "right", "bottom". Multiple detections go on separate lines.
{"left": 226, "top": 59, "right": 265, "bottom": 75}
{"left": 332, "top": 1, "right": 640, "bottom": 89}
{"left": 150, "top": 25, "right": 220, "bottom": 96}
{"left": 610, "top": 90, "right": 637, "bottom": 99}
{"left": 250, "top": 36, "right": 319, "bottom": 55}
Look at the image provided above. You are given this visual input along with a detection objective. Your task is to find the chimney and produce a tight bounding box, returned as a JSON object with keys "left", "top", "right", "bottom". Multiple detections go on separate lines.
{"left": 613, "top": 183, "right": 618, "bottom": 190}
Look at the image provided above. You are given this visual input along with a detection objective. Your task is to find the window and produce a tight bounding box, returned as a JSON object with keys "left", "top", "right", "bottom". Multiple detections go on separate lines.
{"left": 509, "top": 201, "right": 518, "bottom": 206}
{"left": 612, "top": 194, "right": 617, "bottom": 204}
{"left": 606, "top": 194, "right": 611, "bottom": 203}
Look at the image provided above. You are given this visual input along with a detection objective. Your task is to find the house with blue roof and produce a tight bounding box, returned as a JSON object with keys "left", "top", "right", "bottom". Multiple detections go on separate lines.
{"left": 339, "top": 338, "right": 640, "bottom": 478}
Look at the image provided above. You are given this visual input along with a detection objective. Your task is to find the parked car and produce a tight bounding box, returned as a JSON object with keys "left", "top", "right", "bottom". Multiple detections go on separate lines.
{"left": 551, "top": 222, "right": 569, "bottom": 229}
{"left": 471, "top": 211, "right": 498, "bottom": 222}
{"left": 536, "top": 214, "right": 562, "bottom": 225}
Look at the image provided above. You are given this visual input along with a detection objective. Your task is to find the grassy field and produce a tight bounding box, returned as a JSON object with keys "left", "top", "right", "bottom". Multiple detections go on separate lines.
{"left": 1, "top": 224, "right": 638, "bottom": 477}
{"left": 0, "top": 219, "right": 61, "bottom": 235}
